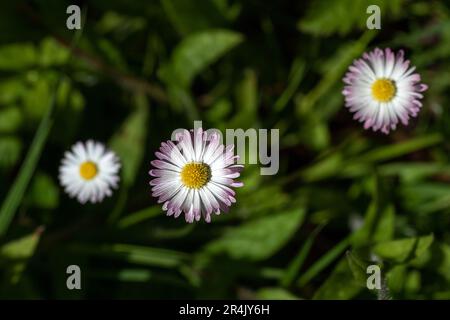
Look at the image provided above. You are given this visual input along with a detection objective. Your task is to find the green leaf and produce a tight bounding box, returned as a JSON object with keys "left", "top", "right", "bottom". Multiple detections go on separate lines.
{"left": 161, "top": 0, "right": 228, "bottom": 35}
{"left": 298, "top": 236, "right": 351, "bottom": 286}
{"left": 297, "top": 31, "right": 376, "bottom": 118}
{"left": 205, "top": 208, "right": 306, "bottom": 261}
{"left": 96, "top": 11, "right": 146, "bottom": 36}
{"left": 67, "top": 243, "right": 189, "bottom": 268}
{"left": 23, "top": 77, "right": 52, "bottom": 122}
{"left": 0, "top": 23, "right": 83, "bottom": 236}
{"left": 372, "top": 205, "right": 395, "bottom": 243}
{"left": 229, "top": 69, "right": 258, "bottom": 128}
{"left": 159, "top": 29, "right": 243, "bottom": 88}
{"left": 0, "top": 78, "right": 27, "bottom": 104}
{"left": 274, "top": 58, "right": 306, "bottom": 112}
{"left": 299, "top": 0, "right": 403, "bottom": 36}
{"left": 280, "top": 224, "right": 323, "bottom": 287}
{"left": 117, "top": 206, "right": 162, "bottom": 229}
{"left": 313, "top": 257, "right": 362, "bottom": 299}
{"left": 356, "top": 134, "right": 443, "bottom": 163}
{"left": 351, "top": 174, "right": 395, "bottom": 246}
{"left": 373, "top": 234, "right": 434, "bottom": 264}
{"left": 0, "top": 43, "right": 36, "bottom": 70}
{"left": 256, "top": 287, "right": 300, "bottom": 300}
{"left": 0, "top": 231, "right": 41, "bottom": 260}
{"left": 0, "top": 136, "right": 22, "bottom": 169}
{"left": 0, "top": 79, "right": 58, "bottom": 236}
{"left": 110, "top": 93, "right": 148, "bottom": 186}
{"left": 0, "top": 106, "right": 22, "bottom": 133}
{"left": 346, "top": 250, "right": 372, "bottom": 285}
{"left": 0, "top": 229, "right": 42, "bottom": 284}
{"left": 26, "top": 172, "right": 59, "bottom": 209}
{"left": 39, "top": 37, "right": 70, "bottom": 67}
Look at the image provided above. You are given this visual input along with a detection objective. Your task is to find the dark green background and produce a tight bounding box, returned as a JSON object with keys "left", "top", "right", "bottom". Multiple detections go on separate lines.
{"left": 0, "top": 0, "right": 449, "bottom": 299}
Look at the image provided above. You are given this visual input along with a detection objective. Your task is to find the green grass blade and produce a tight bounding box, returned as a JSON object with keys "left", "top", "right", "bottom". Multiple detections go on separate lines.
{"left": 297, "top": 235, "right": 351, "bottom": 287}
{"left": 0, "top": 13, "right": 86, "bottom": 237}
{"left": 280, "top": 224, "right": 324, "bottom": 287}
{"left": 0, "top": 90, "right": 57, "bottom": 236}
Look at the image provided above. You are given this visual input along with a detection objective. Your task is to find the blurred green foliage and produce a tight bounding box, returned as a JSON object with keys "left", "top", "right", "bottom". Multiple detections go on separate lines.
{"left": 0, "top": 0, "right": 450, "bottom": 299}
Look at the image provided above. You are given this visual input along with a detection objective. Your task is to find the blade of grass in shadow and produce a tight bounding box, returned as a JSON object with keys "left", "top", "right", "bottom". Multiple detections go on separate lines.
{"left": 274, "top": 58, "right": 306, "bottom": 112}
{"left": 280, "top": 223, "right": 325, "bottom": 287}
{"left": 297, "top": 235, "right": 351, "bottom": 287}
{"left": 0, "top": 95, "right": 56, "bottom": 236}
{"left": 354, "top": 133, "right": 442, "bottom": 163}
{"left": 0, "top": 12, "right": 86, "bottom": 237}
{"left": 117, "top": 206, "right": 163, "bottom": 229}
{"left": 67, "top": 243, "right": 190, "bottom": 268}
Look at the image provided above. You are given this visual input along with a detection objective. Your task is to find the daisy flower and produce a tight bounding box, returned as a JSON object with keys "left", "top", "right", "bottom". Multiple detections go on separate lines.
{"left": 149, "top": 128, "right": 244, "bottom": 223}
{"left": 59, "top": 140, "right": 121, "bottom": 204}
{"left": 343, "top": 48, "right": 428, "bottom": 134}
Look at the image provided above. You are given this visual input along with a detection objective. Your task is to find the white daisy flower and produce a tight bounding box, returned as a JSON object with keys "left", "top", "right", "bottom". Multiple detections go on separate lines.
{"left": 59, "top": 140, "right": 121, "bottom": 204}
{"left": 149, "top": 128, "right": 244, "bottom": 223}
{"left": 343, "top": 48, "right": 428, "bottom": 134}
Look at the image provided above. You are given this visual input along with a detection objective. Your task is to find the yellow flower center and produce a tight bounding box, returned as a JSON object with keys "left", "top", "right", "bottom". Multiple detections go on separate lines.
{"left": 79, "top": 161, "right": 98, "bottom": 180}
{"left": 371, "top": 78, "right": 396, "bottom": 102}
{"left": 180, "top": 162, "right": 211, "bottom": 189}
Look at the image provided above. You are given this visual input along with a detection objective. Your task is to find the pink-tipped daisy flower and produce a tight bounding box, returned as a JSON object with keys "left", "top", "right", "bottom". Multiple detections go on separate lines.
{"left": 149, "top": 128, "right": 244, "bottom": 223}
{"left": 343, "top": 48, "right": 428, "bottom": 134}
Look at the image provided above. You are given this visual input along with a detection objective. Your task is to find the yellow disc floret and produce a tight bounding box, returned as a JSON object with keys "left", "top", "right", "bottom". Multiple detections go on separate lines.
{"left": 180, "top": 162, "right": 211, "bottom": 189}
{"left": 371, "top": 78, "right": 396, "bottom": 102}
{"left": 79, "top": 161, "right": 98, "bottom": 180}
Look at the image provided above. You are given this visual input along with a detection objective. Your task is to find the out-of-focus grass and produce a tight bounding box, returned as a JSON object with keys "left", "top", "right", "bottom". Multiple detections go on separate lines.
{"left": 0, "top": 0, "right": 450, "bottom": 299}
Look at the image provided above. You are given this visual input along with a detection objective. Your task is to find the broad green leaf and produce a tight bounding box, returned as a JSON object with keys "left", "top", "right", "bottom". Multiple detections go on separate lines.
{"left": 159, "top": 29, "right": 243, "bottom": 88}
{"left": 386, "top": 264, "right": 407, "bottom": 295}
{"left": 372, "top": 205, "right": 395, "bottom": 243}
{"left": 373, "top": 234, "right": 434, "bottom": 264}
{"left": 0, "top": 43, "right": 36, "bottom": 70}
{"left": 404, "top": 270, "right": 421, "bottom": 295}
{"left": 24, "top": 77, "right": 52, "bottom": 122}
{"left": 26, "top": 172, "right": 59, "bottom": 209}
{"left": 0, "top": 136, "right": 22, "bottom": 169}
{"left": 299, "top": 0, "right": 403, "bottom": 36}
{"left": 0, "top": 230, "right": 41, "bottom": 260}
{"left": 436, "top": 244, "right": 450, "bottom": 282}
{"left": 109, "top": 93, "right": 148, "bottom": 186}
{"left": 346, "top": 250, "right": 372, "bottom": 285}
{"left": 0, "top": 106, "right": 22, "bottom": 133}
{"left": 205, "top": 208, "right": 306, "bottom": 261}
{"left": 0, "top": 78, "right": 26, "bottom": 104}
{"left": 313, "top": 257, "right": 362, "bottom": 299}
{"left": 39, "top": 37, "right": 70, "bottom": 67}
{"left": 399, "top": 182, "right": 450, "bottom": 215}
{"left": 161, "top": 0, "right": 227, "bottom": 35}
{"left": 0, "top": 229, "right": 42, "bottom": 284}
